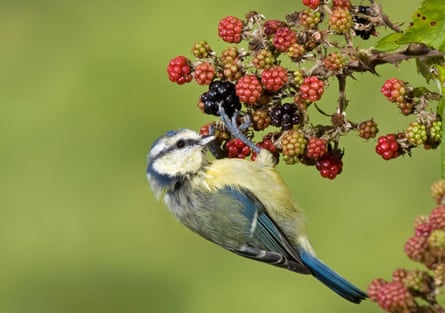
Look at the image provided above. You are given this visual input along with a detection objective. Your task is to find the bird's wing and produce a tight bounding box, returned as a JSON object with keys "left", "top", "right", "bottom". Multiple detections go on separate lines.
{"left": 209, "top": 186, "right": 311, "bottom": 274}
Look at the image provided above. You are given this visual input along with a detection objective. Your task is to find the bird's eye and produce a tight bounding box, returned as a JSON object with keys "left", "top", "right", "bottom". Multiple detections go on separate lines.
{"left": 176, "top": 139, "right": 186, "bottom": 149}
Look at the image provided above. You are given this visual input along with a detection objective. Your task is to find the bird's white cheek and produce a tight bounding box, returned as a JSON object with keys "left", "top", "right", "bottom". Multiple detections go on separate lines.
{"left": 152, "top": 149, "right": 204, "bottom": 176}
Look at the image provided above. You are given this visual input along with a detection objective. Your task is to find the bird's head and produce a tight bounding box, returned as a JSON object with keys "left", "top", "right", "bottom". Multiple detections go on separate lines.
{"left": 146, "top": 129, "right": 215, "bottom": 197}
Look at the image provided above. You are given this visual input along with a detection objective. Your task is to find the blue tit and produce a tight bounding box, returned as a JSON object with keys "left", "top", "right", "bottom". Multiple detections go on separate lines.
{"left": 146, "top": 128, "right": 367, "bottom": 304}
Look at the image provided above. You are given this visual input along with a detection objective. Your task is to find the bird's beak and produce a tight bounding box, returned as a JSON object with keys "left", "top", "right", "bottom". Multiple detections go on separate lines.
{"left": 200, "top": 134, "right": 216, "bottom": 146}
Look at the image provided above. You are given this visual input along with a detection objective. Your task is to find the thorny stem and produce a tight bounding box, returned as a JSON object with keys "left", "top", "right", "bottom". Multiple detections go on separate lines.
{"left": 337, "top": 74, "right": 348, "bottom": 113}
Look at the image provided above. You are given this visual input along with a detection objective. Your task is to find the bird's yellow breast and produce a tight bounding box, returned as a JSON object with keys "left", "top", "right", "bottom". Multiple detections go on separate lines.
{"left": 193, "top": 151, "right": 309, "bottom": 248}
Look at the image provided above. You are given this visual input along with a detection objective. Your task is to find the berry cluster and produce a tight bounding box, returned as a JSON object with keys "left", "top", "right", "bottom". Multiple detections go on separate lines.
{"left": 368, "top": 180, "right": 445, "bottom": 313}
{"left": 375, "top": 78, "right": 442, "bottom": 160}
{"left": 165, "top": 1, "right": 442, "bottom": 180}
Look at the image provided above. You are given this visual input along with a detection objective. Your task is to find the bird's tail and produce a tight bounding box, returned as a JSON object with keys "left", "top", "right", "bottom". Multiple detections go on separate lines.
{"left": 299, "top": 250, "right": 367, "bottom": 304}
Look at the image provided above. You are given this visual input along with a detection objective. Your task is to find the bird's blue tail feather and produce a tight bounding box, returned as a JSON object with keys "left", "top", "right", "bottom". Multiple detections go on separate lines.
{"left": 299, "top": 250, "right": 367, "bottom": 304}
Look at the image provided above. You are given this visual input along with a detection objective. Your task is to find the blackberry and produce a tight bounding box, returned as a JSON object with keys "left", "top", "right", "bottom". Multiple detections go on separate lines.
{"left": 200, "top": 80, "right": 241, "bottom": 117}
{"left": 270, "top": 103, "right": 300, "bottom": 130}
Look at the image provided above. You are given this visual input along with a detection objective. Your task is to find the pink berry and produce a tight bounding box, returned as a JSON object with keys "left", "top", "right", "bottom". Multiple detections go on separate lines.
{"left": 430, "top": 206, "right": 445, "bottom": 230}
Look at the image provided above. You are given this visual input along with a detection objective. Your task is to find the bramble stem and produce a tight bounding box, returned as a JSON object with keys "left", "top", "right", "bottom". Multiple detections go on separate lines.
{"left": 440, "top": 95, "right": 445, "bottom": 179}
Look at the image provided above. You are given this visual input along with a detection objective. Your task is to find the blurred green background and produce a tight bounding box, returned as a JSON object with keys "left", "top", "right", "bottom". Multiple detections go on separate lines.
{"left": 0, "top": 1, "right": 439, "bottom": 312}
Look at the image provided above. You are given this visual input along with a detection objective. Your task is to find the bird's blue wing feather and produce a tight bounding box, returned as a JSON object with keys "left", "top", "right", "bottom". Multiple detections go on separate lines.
{"left": 214, "top": 186, "right": 310, "bottom": 274}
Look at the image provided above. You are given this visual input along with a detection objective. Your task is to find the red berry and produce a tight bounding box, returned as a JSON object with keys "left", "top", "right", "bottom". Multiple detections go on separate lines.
{"left": 263, "top": 19, "right": 286, "bottom": 37}
{"left": 302, "top": 0, "right": 320, "bottom": 10}
{"left": 332, "top": 0, "right": 352, "bottom": 8}
{"left": 315, "top": 151, "right": 343, "bottom": 179}
{"left": 375, "top": 134, "right": 399, "bottom": 160}
{"left": 166, "top": 56, "right": 193, "bottom": 85}
{"left": 193, "top": 62, "right": 215, "bottom": 85}
{"left": 273, "top": 27, "right": 297, "bottom": 52}
{"left": 300, "top": 76, "right": 324, "bottom": 102}
{"left": 236, "top": 75, "right": 262, "bottom": 104}
{"left": 218, "top": 16, "right": 244, "bottom": 43}
{"left": 430, "top": 206, "right": 445, "bottom": 231}
{"left": 261, "top": 66, "right": 288, "bottom": 91}
{"left": 381, "top": 78, "right": 406, "bottom": 103}
{"left": 225, "top": 138, "right": 251, "bottom": 158}
{"left": 251, "top": 139, "right": 279, "bottom": 162}
{"left": 306, "top": 137, "right": 327, "bottom": 159}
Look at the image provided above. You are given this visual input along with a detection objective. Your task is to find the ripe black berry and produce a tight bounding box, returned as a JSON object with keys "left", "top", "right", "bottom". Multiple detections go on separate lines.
{"left": 200, "top": 80, "right": 241, "bottom": 117}
{"left": 270, "top": 103, "right": 300, "bottom": 130}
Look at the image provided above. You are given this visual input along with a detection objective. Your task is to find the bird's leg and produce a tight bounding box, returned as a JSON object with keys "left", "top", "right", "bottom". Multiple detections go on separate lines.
{"left": 218, "top": 103, "right": 261, "bottom": 154}
{"left": 206, "top": 123, "right": 226, "bottom": 159}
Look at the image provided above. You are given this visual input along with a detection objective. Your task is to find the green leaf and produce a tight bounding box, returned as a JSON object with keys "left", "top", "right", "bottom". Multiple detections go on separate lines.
{"left": 375, "top": 33, "right": 403, "bottom": 51}
{"left": 398, "top": 0, "right": 445, "bottom": 51}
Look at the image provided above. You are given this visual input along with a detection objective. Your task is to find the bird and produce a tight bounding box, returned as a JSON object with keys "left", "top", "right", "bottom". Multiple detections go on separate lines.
{"left": 146, "top": 128, "right": 367, "bottom": 304}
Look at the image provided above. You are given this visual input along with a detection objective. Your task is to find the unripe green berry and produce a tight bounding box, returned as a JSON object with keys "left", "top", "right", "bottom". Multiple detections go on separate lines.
{"left": 252, "top": 49, "right": 275, "bottom": 70}
{"left": 192, "top": 40, "right": 213, "bottom": 59}
{"left": 428, "top": 229, "right": 445, "bottom": 257}
{"left": 430, "top": 120, "right": 442, "bottom": 143}
{"left": 432, "top": 179, "right": 445, "bottom": 205}
{"left": 406, "top": 122, "right": 427, "bottom": 146}
{"left": 404, "top": 270, "right": 432, "bottom": 293}
{"left": 293, "top": 70, "right": 304, "bottom": 86}
{"left": 434, "top": 263, "right": 445, "bottom": 286}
